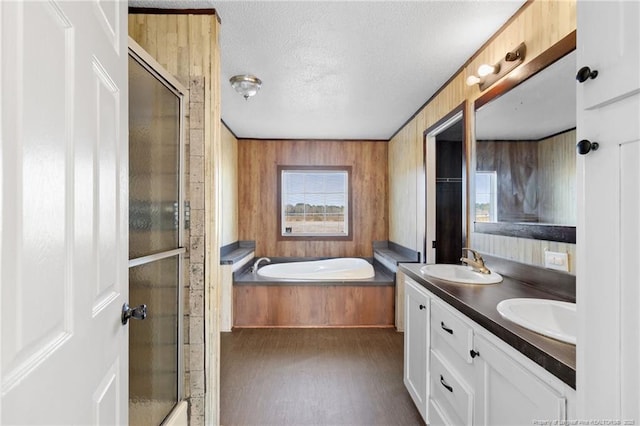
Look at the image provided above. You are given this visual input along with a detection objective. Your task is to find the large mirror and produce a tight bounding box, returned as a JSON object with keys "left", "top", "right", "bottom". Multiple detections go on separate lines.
{"left": 473, "top": 44, "right": 576, "bottom": 243}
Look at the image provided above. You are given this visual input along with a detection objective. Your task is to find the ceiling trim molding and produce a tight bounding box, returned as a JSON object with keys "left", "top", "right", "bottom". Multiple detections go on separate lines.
{"left": 221, "top": 120, "right": 239, "bottom": 139}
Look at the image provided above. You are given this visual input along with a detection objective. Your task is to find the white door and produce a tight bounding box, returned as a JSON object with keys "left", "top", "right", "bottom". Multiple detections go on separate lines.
{"left": 1, "top": 1, "right": 128, "bottom": 424}
{"left": 404, "top": 278, "right": 430, "bottom": 421}
{"left": 576, "top": 0, "right": 640, "bottom": 421}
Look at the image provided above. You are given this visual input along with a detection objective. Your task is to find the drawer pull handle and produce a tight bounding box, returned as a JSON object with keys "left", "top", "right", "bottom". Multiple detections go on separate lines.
{"left": 470, "top": 349, "right": 480, "bottom": 358}
{"left": 440, "top": 321, "right": 454, "bottom": 334}
{"left": 440, "top": 375, "right": 453, "bottom": 393}
{"left": 419, "top": 304, "right": 426, "bottom": 310}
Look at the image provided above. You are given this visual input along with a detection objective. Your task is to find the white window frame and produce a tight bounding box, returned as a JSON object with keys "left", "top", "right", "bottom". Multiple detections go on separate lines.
{"left": 475, "top": 171, "right": 498, "bottom": 222}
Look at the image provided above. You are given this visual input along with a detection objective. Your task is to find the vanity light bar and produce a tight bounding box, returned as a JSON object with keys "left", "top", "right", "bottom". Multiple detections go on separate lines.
{"left": 467, "top": 42, "right": 527, "bottom": 91}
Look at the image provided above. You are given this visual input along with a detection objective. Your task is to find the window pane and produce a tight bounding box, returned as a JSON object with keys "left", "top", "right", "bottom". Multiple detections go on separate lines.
{"left": 281, "top": 169, "right": 348, "bottom": 236}
{"left": 284, "top": 172, "right": 304, "bottom": 193}
{"left": 305, "top": 174, "right": 325, "bottom": 193}
{"left": 325, "top": 173, "right": 345, "bottom": 192}
{"left": 476, "top": 171, "right": 497, "bottom": 222}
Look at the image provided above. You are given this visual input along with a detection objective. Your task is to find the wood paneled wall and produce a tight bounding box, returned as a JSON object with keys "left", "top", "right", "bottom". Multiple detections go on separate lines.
{"left": 221, "top": 124, "right": 238, "bottom": 246}
{"left": 129, "top": 11, "right": 222, "bottom": 425}
{"left": 388, "top": 0, "right": 576, "bottom": 268}
{"left": 238, "top": 140, "right": 388, "bottom": 257}
{"left": 476, "top": 130, "right": 576, "bottom": 223}
{"left": 477, "top": 140, "right": 540, "bottom": 222}
{"left": 538, "top": 130, "right": 576, "bottom": 225}
{"left": 389, "top": 120, "right": 421, "bottom": 256}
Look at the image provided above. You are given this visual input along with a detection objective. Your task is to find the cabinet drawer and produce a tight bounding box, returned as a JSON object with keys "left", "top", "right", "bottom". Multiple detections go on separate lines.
{"left": 430, "top": 350, "right": 473, "bottom": 426}
{"left": 431, "top": 324, "right": 475, "bottom": 380}
{"left": 431, "top": 299, "right": 474, "bottom": 363}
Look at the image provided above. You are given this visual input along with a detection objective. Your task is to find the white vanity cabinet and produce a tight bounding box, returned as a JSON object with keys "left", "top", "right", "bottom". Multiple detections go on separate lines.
{"left": 473, "top": 332, "right": 568, "bottom": 426}
{"left": 403, "top": 277, "right": 431, "bottom": 421}
{"left": 402, "top": 277, "right": 575, "bottom": 425}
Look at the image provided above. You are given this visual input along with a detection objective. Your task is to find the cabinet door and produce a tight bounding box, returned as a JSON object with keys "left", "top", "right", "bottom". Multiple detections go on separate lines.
{"left": 473, "top": 334, "right": 566, "bottom": 426}
{"left": 578, "top": 1, "right": 639, "bottom": 109}
{"left": 577, "top": 0, "right": 640, "bottom": 421}
{"left": 403, "top": 278, "right": 430, "bottom": 421}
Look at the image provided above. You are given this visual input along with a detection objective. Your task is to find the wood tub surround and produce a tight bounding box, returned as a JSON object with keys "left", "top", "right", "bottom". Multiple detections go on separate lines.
{"left": 233, "top": 285, "right": 395, "bottom": 328}
{"left": 233, "top": 260, "right": 395, "bottom": 328}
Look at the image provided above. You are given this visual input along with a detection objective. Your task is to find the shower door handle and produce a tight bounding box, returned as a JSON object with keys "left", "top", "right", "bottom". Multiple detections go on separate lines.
{"left": 121, "top": 303, "right": 147, "bottom": 325}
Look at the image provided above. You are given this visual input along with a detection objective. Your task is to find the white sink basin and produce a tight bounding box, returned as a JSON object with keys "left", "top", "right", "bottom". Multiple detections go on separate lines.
{"left": 420, "top": 264, "right": 503, "bottom": 285}
{"left": 496, "top": 298, "right": 576, "bottom": 345}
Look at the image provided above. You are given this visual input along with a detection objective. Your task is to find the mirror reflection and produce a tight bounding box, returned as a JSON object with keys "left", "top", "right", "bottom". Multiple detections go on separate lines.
{"left": 475, "top": 50, "right": 576, "bottom": 226}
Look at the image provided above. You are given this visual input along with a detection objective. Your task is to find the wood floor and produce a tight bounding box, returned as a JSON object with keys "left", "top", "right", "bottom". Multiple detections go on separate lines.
{"left": 220, "top": 328, "right": 424, "bottom": 426}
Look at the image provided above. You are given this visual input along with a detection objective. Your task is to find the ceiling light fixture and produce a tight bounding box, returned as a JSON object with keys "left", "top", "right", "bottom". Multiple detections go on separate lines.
{"left": 466, "top": 42, "right": 526, "bottom": 91}
{"left": 230, "top": 74, "right": 262, "bottom": 100}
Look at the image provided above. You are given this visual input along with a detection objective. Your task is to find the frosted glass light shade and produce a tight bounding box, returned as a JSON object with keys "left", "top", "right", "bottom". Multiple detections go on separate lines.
{"left": 230, "top": 74, "right": 262, "bottom": 100}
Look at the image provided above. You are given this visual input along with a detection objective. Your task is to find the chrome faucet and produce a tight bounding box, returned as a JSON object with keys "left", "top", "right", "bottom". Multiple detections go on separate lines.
{"left": 460, "top": 248, "right": 491, "bottom": 274}
{"left": 251, "top": 257, "right": 271, "bottom": 273}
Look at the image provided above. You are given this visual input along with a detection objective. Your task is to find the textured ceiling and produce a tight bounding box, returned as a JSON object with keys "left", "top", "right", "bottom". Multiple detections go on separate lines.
{"left": 130, "top": 0, "right": 527, "bottom": 140}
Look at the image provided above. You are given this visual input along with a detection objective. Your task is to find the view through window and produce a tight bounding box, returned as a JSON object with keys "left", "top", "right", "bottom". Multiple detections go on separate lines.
{"left": 279, "top": 167, "right": 350, "bottom": 238}
{"left": 475, "top": 171, "right": 497, "bottom": 222}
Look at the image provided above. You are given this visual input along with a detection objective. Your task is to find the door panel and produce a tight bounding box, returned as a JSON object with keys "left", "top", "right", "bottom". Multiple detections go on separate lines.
{"left": 579, "top": 1, "right": 640, "bottom": 109}
{"left": 128, "top": 55, "right": 181, "bottom": 260}
{"left": 128, "top": 44, "right": 186, "bottom": 425}
{"left": 577, "top": 0, "right": 640, "bottom": 420}
{"left": 1, "top": 1, "right": 128, "bottom": 424}
{"left": 129, "top": 256, "right": 180, "bottom": 426}
{"left": 620, "top": 139, "right": 640, "bottom": 422}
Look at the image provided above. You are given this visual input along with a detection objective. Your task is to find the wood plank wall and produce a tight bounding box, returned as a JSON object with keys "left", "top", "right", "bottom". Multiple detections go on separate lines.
{"left": 388, "top": 0, "right": 576, "bottom": 268}
{"left": 221, "top": 124, "right": 238, "bottom": 246}
{"left": 238, "top": 139, "right": 388, "bottom": 257}
{"left": 538, "top": 130, "right": 576, "bottom": 225}
{"left": 477, "top": 140, "right": 540, "bottom": 223}
{"left": 129, "top": 11, "right": 222, "bottom": 425}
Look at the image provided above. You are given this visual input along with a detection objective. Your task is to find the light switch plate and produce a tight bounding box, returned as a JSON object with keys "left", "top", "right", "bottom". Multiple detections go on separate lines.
{"left": 544, "top": 250, "right": 569, "bottom": 272}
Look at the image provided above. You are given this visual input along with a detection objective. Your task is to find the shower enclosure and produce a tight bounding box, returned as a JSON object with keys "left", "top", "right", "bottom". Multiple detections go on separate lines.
{"left": 128, "top": 43, "right": 186, "bottom": 425}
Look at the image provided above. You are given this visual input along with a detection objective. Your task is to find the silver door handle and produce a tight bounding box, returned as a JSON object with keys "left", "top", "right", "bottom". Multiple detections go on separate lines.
{"left": 121, "top": 303, "right": 147, "bottom": 325}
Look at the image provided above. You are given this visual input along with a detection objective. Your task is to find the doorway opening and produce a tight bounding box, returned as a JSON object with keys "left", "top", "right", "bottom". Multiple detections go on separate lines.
{"left": 424, "top": 106, "right": 466, "bottom": 264}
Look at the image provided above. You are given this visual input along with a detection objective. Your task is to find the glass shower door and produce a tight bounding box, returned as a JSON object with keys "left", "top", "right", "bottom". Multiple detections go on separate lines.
{"left": 128, "top": 50, "right": 185, "bottom": 426}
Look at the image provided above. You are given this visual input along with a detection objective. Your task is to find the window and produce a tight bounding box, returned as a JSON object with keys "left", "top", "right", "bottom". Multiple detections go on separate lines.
{"left": 278, "top": 166, "right": 352, "bottom": 239}
{"left": 475, "top": 171, "right": 497, "bottom": 222}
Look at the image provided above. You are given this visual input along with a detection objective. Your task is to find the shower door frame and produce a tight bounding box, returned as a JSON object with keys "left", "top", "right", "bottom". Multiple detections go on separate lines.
{"left": 127, "top": 37, "right": 188, "bottom": 414}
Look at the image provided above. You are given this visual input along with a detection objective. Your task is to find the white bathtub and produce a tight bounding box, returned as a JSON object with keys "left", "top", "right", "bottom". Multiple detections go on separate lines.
{"left": 256, "top": 258, "right": 375, "bottom": 280}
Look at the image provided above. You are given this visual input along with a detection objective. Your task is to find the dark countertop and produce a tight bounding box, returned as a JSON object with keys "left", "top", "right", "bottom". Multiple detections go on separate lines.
{"left": 373, "top": 241, "right": 420, "bottom": 268}
{"left": 220, "top": 247, "right": 254, "bottom": 265}
{"left": 220, "top": 241, "right": 255, "bottom": 265}
{"left": 399, "top": 262, "right": 576, "bottom": 389}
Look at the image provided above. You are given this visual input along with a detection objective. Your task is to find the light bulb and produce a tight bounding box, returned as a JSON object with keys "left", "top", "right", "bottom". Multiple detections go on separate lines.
{"left": 477, "top": 64, "right": 497, "bottom": 77}
{"left": 466, "top": 75, "right": 481, "bottom": 86}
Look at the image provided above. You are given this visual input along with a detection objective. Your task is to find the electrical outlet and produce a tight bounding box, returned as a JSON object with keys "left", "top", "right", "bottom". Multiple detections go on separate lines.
{"left": 544, "top": 250, "right": 569, "bottom": 272}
